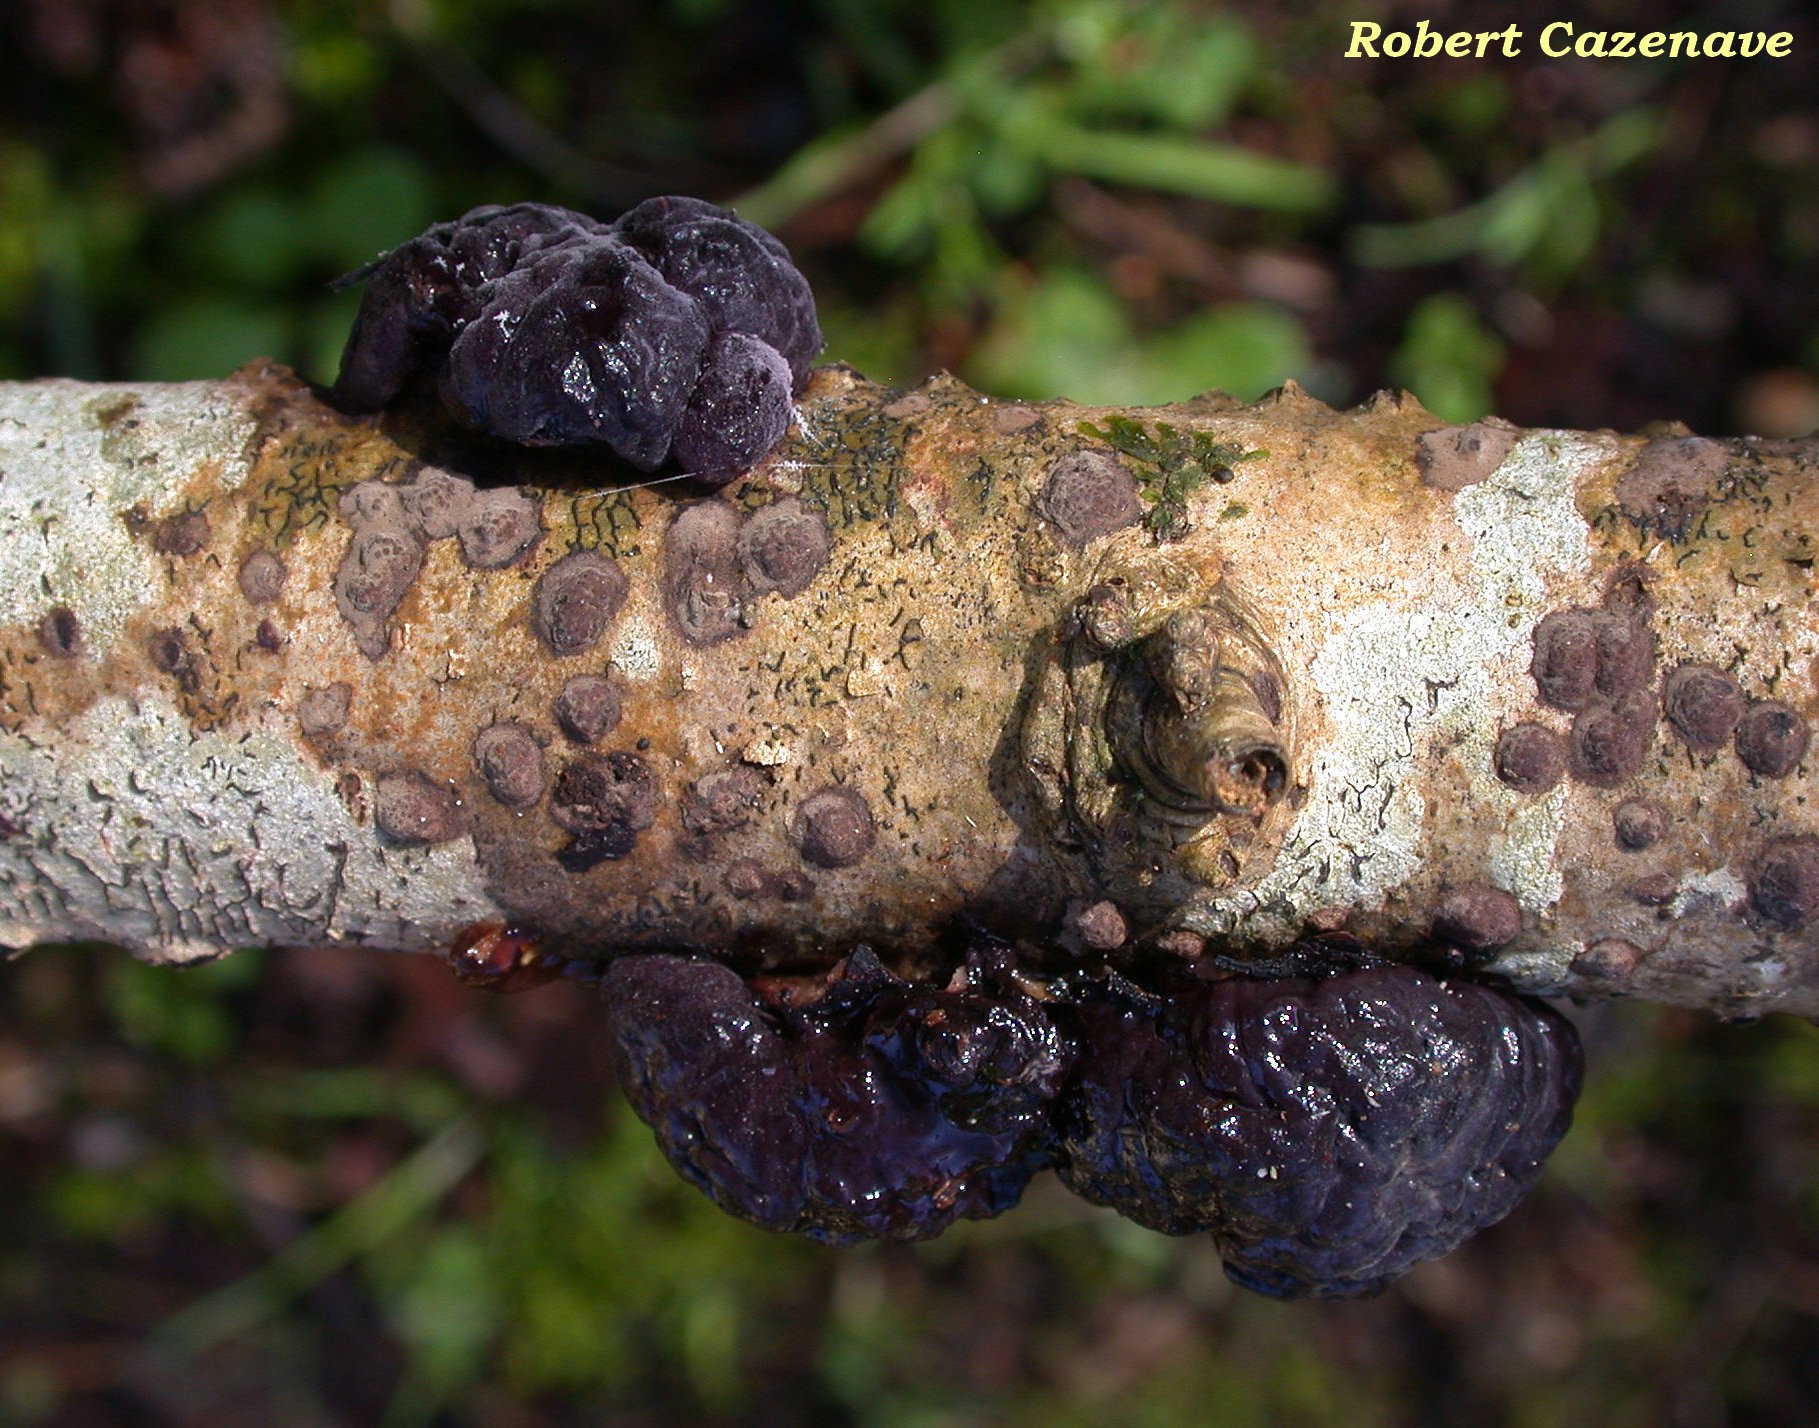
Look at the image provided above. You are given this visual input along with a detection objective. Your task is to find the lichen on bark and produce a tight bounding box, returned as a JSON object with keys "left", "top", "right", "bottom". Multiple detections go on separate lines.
{"left": 0, "top": 364, "right": 1813, "bottom": 1017}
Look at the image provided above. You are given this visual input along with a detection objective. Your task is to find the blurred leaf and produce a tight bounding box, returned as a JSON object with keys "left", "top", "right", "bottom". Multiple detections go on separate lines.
{"left": 970, "top": 266, "right": 1148, "bottom": 403}
{"left": 303, "top": 149, "right": 438, "bottom": 274}
{"left": 1154, "top": 302, "right": 1312, "bottom": 402}
{"left": 1037, "top": 124, "right": 1333, "bottom": 211}
{"left": 385, "top": 1227, "right": 501, "bottom": 1393}
{"left": 198, "top": 187, "right": 304, "bottom": 291}
{"left": 130, "top": 296, "right": 294, "bottom": 382}
{"left": 103, "top": 952, "right": 262, "bottom": 1065}
{"left": 1391, "top": 293, "right": 1505, "bottom": 422}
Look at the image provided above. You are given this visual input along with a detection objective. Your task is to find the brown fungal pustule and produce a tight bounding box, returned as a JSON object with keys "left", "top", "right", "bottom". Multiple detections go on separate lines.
{"left": 1569, "top": 690, "right": 1656, "bottom": 786}
{"left": 297, "top": 683, "right": 353, "bottom": 738}
{"left": 550, "top": 752, "right": 659, "bottom": 863}
{"left": 532, "top": 550, "right": 629, "bottom": 657}
{"left": 398, "top": 467, "right": 476, "bottom": 540}
{"left": 1415, "top": 421, "right": 1518, "bottom": 491}
{"left": 682, "top": 769, "right": 765, "bottom": 839}
{"left": 36, "top": 606, "right": 82, "bottom": 658}
{"left": 1735, "top": 700, "right": 1810, "bottom": 779}
{"left": 1750, "top": 836, "right": 1819, "bottom": 929}
{"left": 340, "top": 479, "right": 407, "bottom": 527}
{"left": 374, "top": 771, "right": 463, "bottom": 845}
{"left": 334, "top": 523, "right": 425, "bottom": 660}
{"left": 1530, "top": 612, "right": 1600, "bottom": 712}
{"left": 553, "top": 674, "right": 622, "bottom": 745}
{"left": 1572, "top": 938, "right": 1643, "bottom": 980}
{"left": 1036, "top": 450, "right": 1143, "bottom": 546}
{"left": 1153, "top": 928, "right": 1206, "bottom": 960}
{"left": 738, "top": 497, "right": 829, "bottom": 598}
{"left": 146, "top": 625, "right": 191, "bottom": 676}
{"left": 792, "top": 785, "right": 875, "bottom": 869}
{"left": 1663, "top": 663, "right": 1745, "bottom": 754}
{"left": 1069, "top": 900, "right": 1129, "bottom": 952}
{"left": 1493, "top": 723, "right": 1565, "bottom": 794}
{"left": 1628, "top": 873, "right": 1680, "bottom": 907}
{"left": 1433, "top": 884, "right": 1523, "bottom": 958}
{"left": 473, "top": 723, "right": 546, "bottom": 809}
{"left": 151, "top": 510, "right": 210, "bottom": 556}
{"left": 723, "top": 858, "right": 769, "bottom": 899}
{"left": 458, "top": 488, "right": 543, "bottom": 569}
{"left": 664, "top": 501, "right": 747, "bottom": 645}
{"left": 1616, "top": 436, "right": 1728, "bottom": 542}
{"left": 255, "top": 619, "right": 284, "bottom": 653}
{"left": 1590, "top": 612, "right": 1656, "bottom": 698}
{"left": 237, "top": 549, "right": 286, "bottom": 604}
{"left": 1613, "top": 798, "right": 1669, "bottom": 851}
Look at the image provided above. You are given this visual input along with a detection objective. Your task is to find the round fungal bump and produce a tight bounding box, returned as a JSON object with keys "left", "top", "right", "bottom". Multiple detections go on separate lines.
{"left": 664, "top": 501, "right": 747, "bottom": 645}
{"left": 1750, "top": 836, "right": 1819, "bottom": 929}
{"left": 374, "top": 771, "right": 463, "bottom": 845}
{"left": 532, "top": 550, "right": 629, "bottom": 656}
{"left": 553, "top": 673, "right": 623, "bottom": 745}
{"left": 1492, "top": 723, "right": 1565, "bottom": 795}
{"left": 473, "top": 722, "right": 546, "bottom": 809}
{"left": 1735, "top": 700, "right": 1809, "bottom": 779}
{"left": 237, "top": 549, "right": 287, "bottom": 604}
{"left": 37, "top": 606, "right": 82, "bottom": 658}
{"left": 1590, "top": 612, "right": 1656, "bottom": 698}
{"left": 1616, "top": 436, "right": 1727, "bottom": 542}
{"left": 152, "top": 510, "right": 210, "bottom": 557}
{"left": 1613, "top": 798, "right": 1668, "bottom": 851}
{"left": 1569, "top": 691, "right": 1656, "bottom": 787}
{"left": 457, "top": 488, "right": 543, "bottom": 569}
{"left": 297, "top": 683, "right": 353, "bottom": 738}
{"left": 792, "top": 786, "right": 875, "bottom": 869}
{"left": 1415, "top": 421, "right": 1517, "bottom": 491}
{"left": 398, "top": 467, "right": 476, "bottom": 540}
{"left": 1036, "top": 450, "right": 1144, "bottom": 547}
{"left": 1663, "top": 663, "right": 1745, "bottom": 754}
{"left": 1433, "top": 883, "right": 1523, "bottom": 957}
{"left": 1069, "top": 900, "right": 1129, "bottom": 952}
{"left": 1572, "top": 938, "right": 1642, "bottom": 980}
{"left": 1530, "top": 612, "right": 1600, "bottom": 712}
{"left": 146, "top": 626, "right": 191, "bottom": 676}
{"left": 738, "top": 497, "right": 829, "bottom": 598}
{"left": 550, "top": 751, "right": 659, "bottom": 842}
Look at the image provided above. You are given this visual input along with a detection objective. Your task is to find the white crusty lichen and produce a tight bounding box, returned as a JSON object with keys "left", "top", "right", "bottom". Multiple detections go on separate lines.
{"left": 0, "top": 380, "right": 259, "bottom": 655}
{"left": 1195, "top": 431, "right": 1602, "bottom": 939}
{"left": 0, "top": 695, "right": 503, "bottom": 962}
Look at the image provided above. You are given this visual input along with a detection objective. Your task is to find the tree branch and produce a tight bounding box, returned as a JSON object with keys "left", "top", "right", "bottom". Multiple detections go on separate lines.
{"left": 0, "top": 364, "right": 1813, "bottom": 1017}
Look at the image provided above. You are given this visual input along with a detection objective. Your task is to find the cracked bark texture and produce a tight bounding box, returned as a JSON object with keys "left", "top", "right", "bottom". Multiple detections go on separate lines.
{"left": 0, "top": 363, "right": 1814, "bottom": 1017}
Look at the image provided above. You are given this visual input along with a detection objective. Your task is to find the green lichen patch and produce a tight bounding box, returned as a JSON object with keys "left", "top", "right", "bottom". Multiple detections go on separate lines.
{"left": 1075, "top": 416, "right": 1265, "bottom": 542}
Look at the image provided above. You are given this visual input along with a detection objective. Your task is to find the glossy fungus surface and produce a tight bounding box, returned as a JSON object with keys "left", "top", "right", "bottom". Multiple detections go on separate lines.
{"left": 603, "top": 947, "right": 1072, "bottom": 1243}
{"left": 1054, "top": 966, "right": 1582, "bottom": 1299}
{"left": 333, "top": 198, "right": 821, "bottom": 480}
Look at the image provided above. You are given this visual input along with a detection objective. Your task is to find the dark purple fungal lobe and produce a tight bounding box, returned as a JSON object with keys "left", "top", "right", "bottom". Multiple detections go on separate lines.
{"left": 671, "top": 331, "right": 794, "bottom": 485}
{"left": 472, "top": 723, "right": 546, "bottom": 809}
{"left": 1416, "top": 421, "right": 1518, "bottom": 491}
{"left": 152, "top": 510, "right": 210, "bottom": 557}
{"left": 738, "top": 497, "right": 829, "bottom": 598}
{"left": 237, "top": 549, "right": 286, "bottom": 604}
{"left": 1036, "top": 450, "right": 1144, "bottom": 547}
{"left": 532, "top": 550, "right": 628, "bottom": 656}
{"left": 1750, "top": 836, "right": 1819, "bottom": 929}
{"left": 374, "top": 771, "right": 463, "bottom": 845}
{"left": 612, "top": 197, "right": 823, "bottom": 386}
{"left": 1663, "top": 663, "right": 1745, "bottom": 754}
{"left": 1054, "top": 966, "right": 1583, "bottom": 1299}
{"left": 1530, "top": 612, "right": 1601, "bottom": 712}
{"left": 793, "top": 786, "right": 875, "bottom": 869}
{"left": 1433, "top": 884, "right": 1524, "bottom": 957}
{"left": 398, "top": 467, "right": 476, "bottom": 541}
{"left": 664, "top": 501, "right": 747, "bottom": 645}
{"left": 550, "top": 751, "right": 658, "bottom": 866}
{"left": 553, "top": 673, "right": 622, "bottom": 745}
{"left": 1572, "top": 938, "right": 1642, "bottom": 980}
{"left": 1616, "top": 437, "right": 1728, "bottom": 542}
{"left": 1569, "top": 690, "right": 1656, "bottom": 786}
{"left": 1736, "top": 700, "right": 1810, "bottom": 779}
{"left": 603, "top": 947, "right": 1070, "bottom": 1243}
{"left": 1613, "top": 797, "right": 1669, "bottom": 851}
{"left": 1493, "top": 723, "right": 1565, "bottom": 795}
{"left": 297, "top": 683, "right": 352, "bottom": 738}
{"left": 37, "top": 606, "right": 82, "bottom": 658}
{"left": 457, "top": 488, "right": 542, "bottom": 569}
